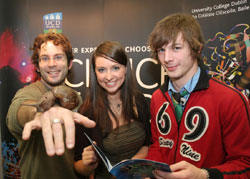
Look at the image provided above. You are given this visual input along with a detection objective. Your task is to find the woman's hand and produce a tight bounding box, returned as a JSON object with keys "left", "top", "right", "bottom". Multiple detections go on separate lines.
{"left": 82, "top": 142, "right": 99, "bottom": 169}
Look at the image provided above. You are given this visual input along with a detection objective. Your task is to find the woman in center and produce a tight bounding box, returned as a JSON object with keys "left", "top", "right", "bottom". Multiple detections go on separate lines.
{"left": 74, "top": 41, "right": 151, "bottom": 178}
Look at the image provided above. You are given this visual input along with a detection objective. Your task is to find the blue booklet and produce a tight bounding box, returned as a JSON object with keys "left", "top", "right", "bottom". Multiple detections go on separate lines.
{"left": 84, "top": 132, "right": 171, "bottom": 179}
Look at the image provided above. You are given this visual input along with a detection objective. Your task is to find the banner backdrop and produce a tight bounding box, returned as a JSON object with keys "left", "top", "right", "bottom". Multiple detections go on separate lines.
{"left": 1, "top": 0, "right": 249, "bottom": 178}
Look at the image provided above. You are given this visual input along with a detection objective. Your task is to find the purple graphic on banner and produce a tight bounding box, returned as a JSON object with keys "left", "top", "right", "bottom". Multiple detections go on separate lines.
{"left": 2, "top": 141, "right": 21, "bottom": 178}
{"left": 0, "top": 29, "right": 37, "bottom": 178}
{"left": 203, "top": 24, "right": 250, "bottom": 97}
{"left": 0, "top": 30, "right": 37, "bottom": 83}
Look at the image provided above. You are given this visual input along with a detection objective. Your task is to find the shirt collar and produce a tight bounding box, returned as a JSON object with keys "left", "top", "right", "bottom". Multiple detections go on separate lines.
{"left": 168, "top": 67, "right": 201, "bottom": 94}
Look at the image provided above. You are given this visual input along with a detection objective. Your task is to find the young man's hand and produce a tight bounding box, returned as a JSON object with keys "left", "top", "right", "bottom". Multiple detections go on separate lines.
{"left": 22, "top": 106, "right": 95, "bottom": 156}
{"left": 153, "top": 161, "right": 207, "bottom": 179}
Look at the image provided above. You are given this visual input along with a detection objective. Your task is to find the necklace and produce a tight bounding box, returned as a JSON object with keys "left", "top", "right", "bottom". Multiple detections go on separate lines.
{"left": 116, "top": 104, "right": 121, "bottom": 111}
{"left": 110, "top": 103, "right": 122, "bottom": 113}
{"left": 114, "top": 103, "right": 121, "bottom": 112}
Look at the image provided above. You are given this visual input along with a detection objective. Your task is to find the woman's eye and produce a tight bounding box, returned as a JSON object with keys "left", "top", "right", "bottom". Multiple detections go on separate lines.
{"left": 98, "top": 68, "right": 104, "bottom": 73}
{"left": 113, "top": 66, "right": 120, "bottom": 71}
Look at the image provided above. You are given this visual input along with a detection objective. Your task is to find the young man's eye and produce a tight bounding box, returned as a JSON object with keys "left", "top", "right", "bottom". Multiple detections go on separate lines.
{"left": 157, "top": 48, "right": 165, "bottom": 53}
{"left": 174, "top": 46, "right": 181, "bottom": 50}
{"left": 40, "top": 56, "right": 49, "bottom": 62}
{"left": 54, "top": 55, "right": 64, "bottom": 61}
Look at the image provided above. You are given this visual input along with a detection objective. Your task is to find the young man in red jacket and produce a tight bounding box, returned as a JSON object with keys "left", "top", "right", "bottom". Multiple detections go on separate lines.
{"left": 146, "top": 13, "right": 250, "bottom": 179}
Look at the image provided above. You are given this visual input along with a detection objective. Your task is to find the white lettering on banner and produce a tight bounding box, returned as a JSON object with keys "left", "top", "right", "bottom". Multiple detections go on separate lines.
{"left": 65, "top": 59, "right": 85, "bottom": 88}
{"left": 192, "top": 6, "right": 213, "bottom": 13}
{"left": 129, "top": 58, "right": 133, "bottom": 70}
{"left": 161, "top": 66, "right": 167, "bottom": 85}
{"left": 72, "top": 48, "right": 78, "bottom": 53}
{"left": 144, "top": 93, "right": 152, "bottom": 99}
{"left": 66, "top": 57, "right": 165, "bottom": 98}
{"left": 216, "top": 8, "right": 237, "bottom": 15}
{"left": 81, "top": 47, "right": 96, "bottom": 54}
{"left": 231, "top": 0, "right": 248, "bottom": 6}
{"left": 79, "top": 45, "right": 151, "bottom": 54}
{"left": 197, "top": 13, "right": 215, "bottom": 18}
{"left": 191, "top": 0, "right": 249, "bottom": 19}
{"left": 238, "top": 5, "right": 249, "bottom": 11}
{"left": 213, "top": 3, "right": 230, "bottom": 10}
{"left": 136, "top": 58, "right": 159, "bottom": 89}
{"left": 125, "top": 46, "right": 151, "bottom": 53}
{"left": 86, "top": 59, "right": 90, "bottom": 87}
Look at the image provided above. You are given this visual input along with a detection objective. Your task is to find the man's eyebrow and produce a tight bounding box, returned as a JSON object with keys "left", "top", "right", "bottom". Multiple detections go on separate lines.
{"left": 172, "top": 42, "right": 183, "bottom": 46}
{"left": 40, "top": 53, "right": 65, "bottom": 56}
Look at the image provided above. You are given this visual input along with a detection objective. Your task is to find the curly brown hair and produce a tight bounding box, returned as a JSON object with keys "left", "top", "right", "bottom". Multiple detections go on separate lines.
{"left": 30, "top": 33, "right": 74, "bottom": 75}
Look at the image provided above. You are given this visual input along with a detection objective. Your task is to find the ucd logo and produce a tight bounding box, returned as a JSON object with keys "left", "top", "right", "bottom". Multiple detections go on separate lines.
{"left": 43, "top": 12, "right": 62, "bottom": 33}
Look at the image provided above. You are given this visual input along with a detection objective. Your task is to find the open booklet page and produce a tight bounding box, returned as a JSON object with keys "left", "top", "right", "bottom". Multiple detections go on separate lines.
{"left": 84, "top": 132, "right": 171, "bottom": 178}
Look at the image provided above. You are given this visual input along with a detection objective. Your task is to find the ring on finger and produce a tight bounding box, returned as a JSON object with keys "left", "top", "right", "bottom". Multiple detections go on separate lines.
{"left": 51, "top": 118, "right": 63, "bottom": 125}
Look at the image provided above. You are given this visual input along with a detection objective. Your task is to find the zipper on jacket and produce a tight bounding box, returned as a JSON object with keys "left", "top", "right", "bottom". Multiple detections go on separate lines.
{"left": 162, "top": 90, "right": 183, "bottom": 164}
{"left": 173, "top": 96, "right": 189, "bottom": 163}
{"left": 173, "top": 119, "right": 181, "bottom": 163}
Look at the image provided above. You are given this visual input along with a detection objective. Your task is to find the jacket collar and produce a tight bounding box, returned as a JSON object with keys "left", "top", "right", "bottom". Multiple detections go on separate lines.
{"left": 159, "top": 63, "right": 210, "bottom": 94}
